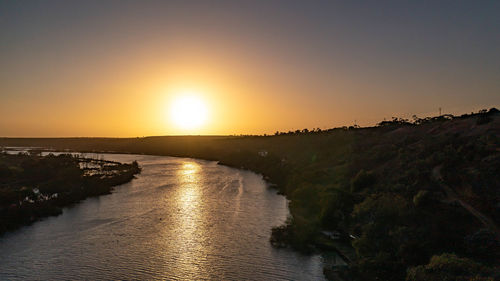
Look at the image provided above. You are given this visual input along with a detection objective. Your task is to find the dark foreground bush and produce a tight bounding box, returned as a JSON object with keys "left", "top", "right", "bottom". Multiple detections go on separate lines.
{"left": 406, "top": 253, "right": 494, "bottom": 281}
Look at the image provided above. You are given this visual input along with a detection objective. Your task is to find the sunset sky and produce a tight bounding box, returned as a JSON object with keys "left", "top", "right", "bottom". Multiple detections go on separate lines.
{"left": 1, "top": 1, "right": 499, "bottom": 137}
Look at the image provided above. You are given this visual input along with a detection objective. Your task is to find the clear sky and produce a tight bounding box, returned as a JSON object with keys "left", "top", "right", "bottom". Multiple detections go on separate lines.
{"left": 1, "top": 0, "right": 499, "bottom": 137}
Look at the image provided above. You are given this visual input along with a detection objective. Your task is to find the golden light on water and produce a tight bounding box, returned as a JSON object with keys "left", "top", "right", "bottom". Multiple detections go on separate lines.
{"left": 179, "top": 162, "right": 202, "bottom": 181}
{"left": 177, "top": 161, "right": 202, "bottom": 222}
{"left": 173, "top": 161, "right": 206, "bottom": 275}
{"left": 170, "top": 94, "right": 209, "bottom": 131}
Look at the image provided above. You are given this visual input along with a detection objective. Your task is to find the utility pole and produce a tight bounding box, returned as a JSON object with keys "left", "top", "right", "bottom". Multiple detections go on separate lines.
{"left": 439, "top": 107, "right": 442, "bottom": 116}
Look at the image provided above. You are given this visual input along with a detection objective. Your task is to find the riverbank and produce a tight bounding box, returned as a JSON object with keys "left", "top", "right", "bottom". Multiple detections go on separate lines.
{"left": 0, "top": 152, "right": 141, "bottom": 235}
{"left": 1, "top": 108, "right": 499, "bottom": 280}
{"left": 0, "top": 153, "right": 327, "bottom": 280}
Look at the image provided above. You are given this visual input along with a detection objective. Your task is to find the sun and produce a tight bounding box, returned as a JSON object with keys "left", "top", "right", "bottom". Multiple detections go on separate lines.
{"left": 170, "top": 95, "right": 208, "bottom": 130}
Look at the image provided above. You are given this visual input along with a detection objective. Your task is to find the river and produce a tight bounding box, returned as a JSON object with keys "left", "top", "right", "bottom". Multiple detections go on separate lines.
{"left": 0, "top": 153, "right": 326, "bottom": 280}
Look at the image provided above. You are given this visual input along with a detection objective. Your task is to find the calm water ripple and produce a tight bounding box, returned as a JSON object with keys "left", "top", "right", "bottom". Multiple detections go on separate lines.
{"left": 0, "top": 153, "right": 325, "bottom": 280}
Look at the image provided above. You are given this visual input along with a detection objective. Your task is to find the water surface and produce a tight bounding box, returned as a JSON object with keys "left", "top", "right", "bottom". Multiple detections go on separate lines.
{"left": 0, "top": 153, "right": 325, "bottom": 280}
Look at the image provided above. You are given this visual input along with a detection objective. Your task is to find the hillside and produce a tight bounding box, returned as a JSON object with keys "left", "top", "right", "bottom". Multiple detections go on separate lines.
{"left": 1, "top": 108, "right": 499, "bottom": 280}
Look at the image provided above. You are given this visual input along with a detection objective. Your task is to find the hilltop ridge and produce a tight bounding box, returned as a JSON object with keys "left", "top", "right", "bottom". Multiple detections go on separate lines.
{"left": 1, "top": 108, "right": 499, "bottom": 280}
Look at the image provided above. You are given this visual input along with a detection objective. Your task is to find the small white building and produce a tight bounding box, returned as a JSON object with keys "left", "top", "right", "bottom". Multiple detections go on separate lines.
{"left": 258, "top": 150, "right": 268, "bottom": 157}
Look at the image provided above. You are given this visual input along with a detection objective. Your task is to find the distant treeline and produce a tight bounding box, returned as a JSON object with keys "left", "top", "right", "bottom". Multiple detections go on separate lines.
{"left": 0, "top": 108, "right": 499, "bottom": 281}
{"left": 270, "top": 107, "right": 499, "bottom": 136}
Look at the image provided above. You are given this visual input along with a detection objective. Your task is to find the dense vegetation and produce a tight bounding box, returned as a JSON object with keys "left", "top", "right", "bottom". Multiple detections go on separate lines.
{"left": 1, "top": 108, "right": 498, "bottom": 280}
{"left": 0, "top": 152, "right": 141, "bottom": 235}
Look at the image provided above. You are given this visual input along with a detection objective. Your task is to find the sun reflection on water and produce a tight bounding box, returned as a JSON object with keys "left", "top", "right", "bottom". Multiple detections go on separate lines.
{"left": 170, "top": 161, "right": 211, "bottom": 277}
{"left": 180, "top": 162, "right": 199, "bottom": 176}
{"left": 178, "top": 162, "right": 201, "bottom": 217}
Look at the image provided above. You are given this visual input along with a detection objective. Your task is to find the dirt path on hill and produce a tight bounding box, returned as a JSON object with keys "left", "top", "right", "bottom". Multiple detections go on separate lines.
{"left": 432, "top": 166, "right": 500, "bottom": 240}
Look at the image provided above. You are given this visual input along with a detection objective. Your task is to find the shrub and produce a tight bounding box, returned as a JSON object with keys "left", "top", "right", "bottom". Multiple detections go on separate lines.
{"left": 413, "top": 190, "right": 430, "bottom": 207}
{"left": 351, "top": 169, "right": 376, "bottom": 192}
{"left": 464, "top": 229, "right": 500, "bottom": 260}
{"left": 406, "top": 253, "right": 490, "bottom": 281}
{"left": 0, "top": 163, "right": 12, "bottom": 178}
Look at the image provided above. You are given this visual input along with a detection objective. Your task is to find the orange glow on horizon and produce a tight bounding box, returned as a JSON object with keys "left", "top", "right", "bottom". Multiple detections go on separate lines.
{"left": 1, "top": 2, "right": 498, "bottom": 137}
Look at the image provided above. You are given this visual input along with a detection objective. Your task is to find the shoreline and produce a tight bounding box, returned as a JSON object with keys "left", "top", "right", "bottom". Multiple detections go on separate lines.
{"left": 0, "top": 152, "right": 141, "bottom": 236}
{"left": 2, "top": 109, "right": 498, "bottom": 280}
{"left": 3, "top": 147, "right": 353, "bottom": 270}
